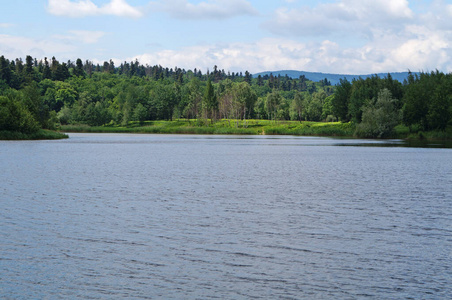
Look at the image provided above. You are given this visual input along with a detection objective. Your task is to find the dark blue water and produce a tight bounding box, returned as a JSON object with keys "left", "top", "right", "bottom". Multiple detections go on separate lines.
{"left": 1, "top": 134, "right": 451, "bottom": 299}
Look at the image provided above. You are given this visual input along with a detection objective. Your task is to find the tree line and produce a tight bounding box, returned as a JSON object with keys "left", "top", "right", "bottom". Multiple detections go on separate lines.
{"left": 0, "top": 55, "right": 334, "bottom": 133}
{"left": 1, "top": 54, "right": 451, "bottom": 138}
{"left": 332, "top": 71, "right": 452, "bottom": 137}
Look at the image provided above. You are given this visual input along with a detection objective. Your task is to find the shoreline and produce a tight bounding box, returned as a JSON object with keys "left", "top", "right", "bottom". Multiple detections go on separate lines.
{"left": 59, "top": 120, "right": 356, "bottom": 138}
{"left": 59, "top": 120, "right": 452, "bottom": 141}
{"left": 2, "top": 120, "right": 451, "bottom": 142}
{"left": 0, "top": 130, "right": 68, "bottom": 140}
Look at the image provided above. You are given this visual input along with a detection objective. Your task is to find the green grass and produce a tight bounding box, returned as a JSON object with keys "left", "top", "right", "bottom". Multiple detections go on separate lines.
{"left": 61, "top": 120, "right": 355, "bottom": 137}
{"left": 264, "top": 121, "right": 355, "bottom": 137}
{"left": 60, "top": 120, "right": 452, "bottom": 140}
{"left": 0, "top": 129, "right": 68, "bottom": 140}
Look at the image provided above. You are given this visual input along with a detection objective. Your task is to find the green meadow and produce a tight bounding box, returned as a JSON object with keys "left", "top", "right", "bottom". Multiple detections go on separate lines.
{"left": 61, "top": 120, "right": 356, "bottom": 137}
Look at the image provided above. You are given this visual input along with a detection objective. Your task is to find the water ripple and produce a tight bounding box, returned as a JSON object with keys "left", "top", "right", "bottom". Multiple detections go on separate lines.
{"left": 1, "top": 134, "right": 451, "bottom": 299}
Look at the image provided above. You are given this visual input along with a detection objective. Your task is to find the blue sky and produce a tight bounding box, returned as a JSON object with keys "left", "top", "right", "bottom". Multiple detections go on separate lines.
{"left": 1, "top": 0, "right": 451, "bottom": 74}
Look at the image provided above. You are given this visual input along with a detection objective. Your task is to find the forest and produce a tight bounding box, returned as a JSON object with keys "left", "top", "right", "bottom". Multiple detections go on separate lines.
{"left": 1, "top": 55, "right": 451, "bottom": 139}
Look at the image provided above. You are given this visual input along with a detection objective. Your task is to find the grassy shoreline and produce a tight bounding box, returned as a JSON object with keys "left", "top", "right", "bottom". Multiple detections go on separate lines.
{"left": 60, "top": 120, "right": 356, "bottom": 137}
{"left": 3, "top": 120, "right": 450, "bottom": 141}
{"left": 60, "top": 119, "right": 452, "bottom": 141}
{"left": 0, "top": 129, "right": 68, "bottom": 140}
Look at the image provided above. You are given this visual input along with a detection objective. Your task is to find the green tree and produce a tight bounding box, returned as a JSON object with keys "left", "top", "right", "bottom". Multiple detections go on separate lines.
{"left": 253, "top": 97, "right": 267, "bottom": 120}
{"left": 265, "top": 91, "right": 281, "bottom": 121}
{"left": 43, "top": 57, "right": 52, "bottom": 80}
{"left": 218, "top": 81, "right": 234, "bottom": 121}
{"left": 53, "top": 82, "right": 77, "bottom": 110}
{"left": 184, "top": 78, "right": 203, "bottom": 120}
{"left": 348, "top": 78, "right": 372, "bottom": 123}
{"left": 150, "top": 84, "right": 178, "bottom": 120}
{"left": 233, "top": 82, "right": 257, "bottom": 121}
{"left": 384, "top": 73, "right": 403, "bottom": 108}
{"left": 216, "top": 81, "right": 257, "bottom": 125}
{"left": 109, "top": 59, "right": 115, "bottom": 74}
{"left": 402, "top": 74, "right": 430, "bottom": 130}
{"left": 57, "top": 106, "right": 72, "bottom": 125}
{"left": 54, "top": 62, "right": 70, "bottom": 81}
{"left": 72, "top": 91, "right": 93, "bottom": 123}
{"left": 322, "top": 94, "right": 336, "bottom": 121}
{"left": 0, "top": 95, "right": 39, "bottom": 133}
{"left": 85, "top": 102, "right": 111, "bottom": 126}
{"left": 427, "top": 77, "right": 451, "bottom": 130}
{"left": 0, "top": 55, "right": 12, "bottom": 86}
{"left": 355, "top": 88, "right": 401, "bottom": 138}
{"left": 203, "top": 78, "right": 218, "bottom": 121}
{"left": 133, "top": 103, "right": 148, "bottom": 124}
{"left": 22, "top": 83, "right": 51, "bottom": 128}
{"left": 290, "top": 92, "right": 304, "bottom": 121}
{"left": 73, "top": 58, "right": 85, "bottom": 78}
{"left": 25, "top": 55, "right": 35, "bottom": 82}
{"left": 303, "top": 93, "right": 323, "bottom": 121}
{"left": 244, "top": 71, "right": 252, "bottom": 85}
{"left": 332, "top": 78, "right": 351, "bottom": 122}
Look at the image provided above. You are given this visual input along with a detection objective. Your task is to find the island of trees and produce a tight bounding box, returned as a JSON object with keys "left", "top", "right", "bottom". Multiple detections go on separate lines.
{"left": 1, "top": 55, "right": 451, "bottom": 139}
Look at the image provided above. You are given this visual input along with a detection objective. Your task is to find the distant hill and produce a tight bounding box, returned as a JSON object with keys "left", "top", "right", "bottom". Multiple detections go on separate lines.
{"left": 253, "top": 70, "right": 418, "bottom": 85}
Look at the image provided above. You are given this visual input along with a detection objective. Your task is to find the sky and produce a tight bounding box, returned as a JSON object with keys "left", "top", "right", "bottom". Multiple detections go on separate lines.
{"left": 1, "top": 0, "right": 452, "bottom": 74}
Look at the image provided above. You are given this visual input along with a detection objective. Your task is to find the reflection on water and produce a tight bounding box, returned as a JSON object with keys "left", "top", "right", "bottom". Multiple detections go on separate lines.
{"left": 1, "top": 133, "right": 451, "bottom": 299}
{"left": 401, "top": 139, "right": 452, "bottom": 148}
{"left": 59, "top": 133, "right": 452, "bottom": 148}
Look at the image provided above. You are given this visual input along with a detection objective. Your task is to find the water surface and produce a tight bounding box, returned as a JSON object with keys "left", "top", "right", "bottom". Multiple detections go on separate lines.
{"left": 1, "top": 134, "right": 451, "bottom": 299}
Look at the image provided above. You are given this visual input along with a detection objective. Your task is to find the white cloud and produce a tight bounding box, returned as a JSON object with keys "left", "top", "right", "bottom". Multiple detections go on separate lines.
{"left": 72, "top": 30, "right": 106, "bottom": 44}
{"left": 47, "top": 0, "right": 143, "bottom": 18}
{"left": 264, "top": 0, "right": 413, "bottom": 37}
{"left": 54, "top": 30, "right": 106, "bottom": 44}
{"left": 47, "top": 0, "right": 98, "bottom": 17}
{"left": 0, "top": 34, "right": 76, "bottom": 60}
{"left": 121, "top": 39, "right": 334, "bottom": 74}
{"left": 253, "top": 0, "right": 452, "bottom": 73}
{"left": 121, "top": 30, "right": 452, "bottom": 75}
{"left": 150, "top": 0, "right": 258, "bottom": 20}
{"left": 386, "top": 26, "right": 450, "bottom": 72}
{"left": 418, "top": 2, "right": 452, "bottom": 31}
{"left": 102, "top": 0, "right": 143, "bottom": 18}
{"left": 7, "top": 0, "right": 452, "bottom": 75}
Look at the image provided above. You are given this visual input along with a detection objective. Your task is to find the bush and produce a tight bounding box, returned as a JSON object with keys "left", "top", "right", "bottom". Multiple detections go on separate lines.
{"left": 355, "top": 89, "right": 400, "bottom": 138}
{"left": 0, "top": 96, "right": 40, "bottom": 134}
{"left": 0, "top": 129, "right": 68, "bottom": 140}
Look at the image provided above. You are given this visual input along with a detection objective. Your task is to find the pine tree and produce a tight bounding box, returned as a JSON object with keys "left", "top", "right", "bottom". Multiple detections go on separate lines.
{"left": 204, "top": 78, "right": 217, "bottom": 121}
{"left": 25, "top": 55, "right": 34, "bottom": 79}
{"left": 0, "top": 55, "right": 12, "bottom": 85}
{"left": 54, "top": 63, "right": 70, "bottom": 81}
{"left": 257, "top": 75, "right": 263, "bottom": 86}
{"left": 109, "top": 59, "right": 115, "bottom": 74}
{"left": 73, "top": 58, "right": 85, "bottom": 78}
{"left": 244, "top": 71, "right": 252, "bottom": 85}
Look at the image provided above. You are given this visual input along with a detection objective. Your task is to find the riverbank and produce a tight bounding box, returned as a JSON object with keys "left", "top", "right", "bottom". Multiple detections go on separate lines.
{"left": 60, "top": 120, "right": 452, "bottom": 141}
{"left": 0, "top": 129, "right": 68, "bottom": 140}
{"left": 61, "top": 120, "right": 356, "bottom": 137}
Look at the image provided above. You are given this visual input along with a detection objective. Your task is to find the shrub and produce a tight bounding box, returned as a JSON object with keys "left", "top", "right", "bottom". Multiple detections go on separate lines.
{"left": 0, "top": 96, "right": 40, "bottom": 134}
{"left": 355, "top": 89, "right": 401, "bottom": 138}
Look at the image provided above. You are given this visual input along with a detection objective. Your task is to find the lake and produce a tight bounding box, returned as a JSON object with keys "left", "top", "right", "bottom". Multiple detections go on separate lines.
{"left": 1, "top": 133, "right": 451, "bottom": 299}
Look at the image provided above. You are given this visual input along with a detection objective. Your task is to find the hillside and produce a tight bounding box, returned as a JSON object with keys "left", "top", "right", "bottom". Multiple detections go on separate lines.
{"left": 253, "top": 70, "right": 418, "bottom": 85}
